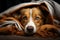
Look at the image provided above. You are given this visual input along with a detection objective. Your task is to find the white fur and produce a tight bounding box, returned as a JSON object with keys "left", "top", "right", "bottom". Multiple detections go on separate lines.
{"left": 25, "top": 9, "right": 36, "bottom": 33}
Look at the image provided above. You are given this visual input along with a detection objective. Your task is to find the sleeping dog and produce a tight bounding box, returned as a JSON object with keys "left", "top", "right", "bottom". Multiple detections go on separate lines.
{"left": 0, "top": 0, "right": 60, "bottom": 37}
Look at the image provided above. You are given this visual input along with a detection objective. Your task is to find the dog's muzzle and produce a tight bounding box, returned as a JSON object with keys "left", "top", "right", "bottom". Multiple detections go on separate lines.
{"left": 24, "top": 9, "right": 36, "bottom": 35}
{"left": 25, "top": 22, "right": 36, "bottom": 35}
{"left": 25, "top": 25, "right": 36, "bottom": 35}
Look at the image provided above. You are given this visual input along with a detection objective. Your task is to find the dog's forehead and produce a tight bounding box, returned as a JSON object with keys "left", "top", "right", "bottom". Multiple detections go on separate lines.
{"left": 20, "top": 7, "right": 41, "bottom": 16}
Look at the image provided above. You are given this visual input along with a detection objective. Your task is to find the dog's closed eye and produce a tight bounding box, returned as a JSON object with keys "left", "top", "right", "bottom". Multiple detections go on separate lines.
{"left": 23, "top": 16, "right": 27, "bottom": 20}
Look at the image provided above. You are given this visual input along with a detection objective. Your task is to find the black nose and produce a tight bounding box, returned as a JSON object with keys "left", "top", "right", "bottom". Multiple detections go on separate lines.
{"left": 27, "top": 26, "right": 33, "bottom": 32}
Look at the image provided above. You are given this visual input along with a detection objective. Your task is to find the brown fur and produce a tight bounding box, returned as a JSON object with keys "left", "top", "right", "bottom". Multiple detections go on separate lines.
{"left": 36, "top": 24, "right": 60, "bottom": 38}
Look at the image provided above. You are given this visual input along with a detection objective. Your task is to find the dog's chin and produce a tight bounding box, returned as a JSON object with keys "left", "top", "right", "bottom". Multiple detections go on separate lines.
{"left": 24, "top": 29, "right": 35, "bottom": 36}
{"left": 24, "top": 31, "right": 35, "bottom": 36}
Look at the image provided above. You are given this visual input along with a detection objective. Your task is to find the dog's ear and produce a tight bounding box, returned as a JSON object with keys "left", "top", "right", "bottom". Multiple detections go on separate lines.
{"left": 39, "top": 2, "right": 54, "bottom": 24}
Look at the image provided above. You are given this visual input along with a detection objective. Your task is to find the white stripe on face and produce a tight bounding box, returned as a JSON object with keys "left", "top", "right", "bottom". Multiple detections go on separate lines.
{"left": 25, "top": 9, "right": 36, "bottom": 33}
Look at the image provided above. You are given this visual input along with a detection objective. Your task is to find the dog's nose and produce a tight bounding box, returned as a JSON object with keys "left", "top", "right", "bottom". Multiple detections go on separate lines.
{"left": 27, "top": 26, "right": 33, "bottom": 32}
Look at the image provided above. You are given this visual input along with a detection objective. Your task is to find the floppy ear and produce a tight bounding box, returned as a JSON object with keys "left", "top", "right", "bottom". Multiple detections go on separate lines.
{"left": 39, "top": 2, "right": 54, "bottom": 24}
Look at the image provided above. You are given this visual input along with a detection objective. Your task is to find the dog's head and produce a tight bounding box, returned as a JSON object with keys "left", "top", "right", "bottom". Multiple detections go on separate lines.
{"left": 18, "top": 2, "right": 54, "bottom": 35}
{"left": 19, "top": 8, "right": 43, "bottom": 35}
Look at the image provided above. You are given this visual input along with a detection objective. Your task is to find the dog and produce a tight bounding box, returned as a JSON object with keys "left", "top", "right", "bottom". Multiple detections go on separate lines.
{"left": 0, "top": 0, "right": 60, "bottom": 37}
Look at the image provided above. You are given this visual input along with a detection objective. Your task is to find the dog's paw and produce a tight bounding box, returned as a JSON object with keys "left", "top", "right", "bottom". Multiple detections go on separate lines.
{"left": 36, "top": 24, "right": 60, "bottom": 38}
{"left": 0, "top": 25, "right": 24, "bottom": 35}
